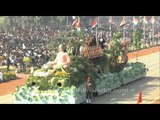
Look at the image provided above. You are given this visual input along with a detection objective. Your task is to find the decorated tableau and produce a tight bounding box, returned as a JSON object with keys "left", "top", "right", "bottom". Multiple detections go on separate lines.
{"left": 14, "top": 29, "right": 148, "bottom": 104}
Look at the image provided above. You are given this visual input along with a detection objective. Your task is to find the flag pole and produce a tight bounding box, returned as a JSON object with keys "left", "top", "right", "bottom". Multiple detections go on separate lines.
{"left": 109, "top": 16, "right": 112, "bottom": 40}
{"left": 159, "top": 18, "right": 160, "bottom": 81}
{"left": 136, "top": 16, "right": 141, "bottom": 62}
{"left": 21, "top": 16, "right": 24, "bottom": 28}
{"left": 144, "top": 22, "right": 145, "bottom": 41}
{"left": 66, "top": 16, "right": 68, "bottom": 27}
{"left": 133, "top": 22, "right": 138, "bottom": 62}
{"left": 132, "top": 16, "right": 138, "bottom": 62}
{"left": 150, "top": 16, "right": 155, "bottom": 46}
{"left": 96, "top": 16, "right": 98, "bottom": 45}
{"left": 133, "top": 25, "right": 134, "bottom": 47}
{"left": 97, "top": 16, "right": 99, "bottom": 28}
{"left": 132, "top": 17, "right": 134, "bottom": 51}
{"left": 152, "top": 20, "right": 155, "bottom": 46}
{"left": 123, "top": 16, "right": 125, "bottom": 38}
{"left": 35, "top": 16, "right": 37, "bottom": 26}
{"left": 143, "top": 19, "right": 146, "bottom": 47}
{"left": 51, "top": 16, "right": 53, "bottom": 23}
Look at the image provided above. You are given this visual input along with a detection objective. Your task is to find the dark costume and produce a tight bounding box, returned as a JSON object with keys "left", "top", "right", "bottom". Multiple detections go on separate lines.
{"left": 7, "top": 57, "right": 11, "bottom": 71}
{"left": 86, "top": 76, "right": 93, "bottom": 104}
{"left": 99, "top": 38, "right": 105, "bottom": 49}
{"left": 90, "top": 36, "right": 97, "bottom": 46}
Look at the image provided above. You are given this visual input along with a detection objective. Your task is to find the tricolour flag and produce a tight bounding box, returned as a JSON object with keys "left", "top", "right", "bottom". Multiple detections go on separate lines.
{"left": 120, "top": 17, "right": 126, "bottom": 27}
{"left": 150, "top": 16, "right": 155, "bottom": 24}
{"left": 143, "top": 16, "right": 148, "bottom": 24}
{"left": 132, "top": 16, "right": 138, "bottom": 26}
{"left": 90, "top": 19, "right": 97, "bottom": 29}
{"left": 72, "top": 17, "right": 80, "bottom": 31}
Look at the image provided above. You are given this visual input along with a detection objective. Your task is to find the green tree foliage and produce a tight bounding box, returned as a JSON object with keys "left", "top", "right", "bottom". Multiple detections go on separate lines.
{"left": 109, "top": 30, "right": 123, "bottom": 58}
{"left": 0, "top": 16, "right": 10, "bottom": 28}
{"left": 112, "top": 29, "right": 123, "bottom": 41}
{"left": 108, "top": 30, "right": 127, "bottom": 73}
{"left": 134, "top": 29, "right": 141, "bottom": 50}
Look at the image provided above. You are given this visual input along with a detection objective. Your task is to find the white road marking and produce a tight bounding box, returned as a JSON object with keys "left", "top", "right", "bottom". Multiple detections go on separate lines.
{"left": 140, "top": 85, "right": 144, "bottom": 87}
{"left": 131, "top": 89, "right": 135, "bottom": 91}
{"left": 145, "top": 88, "right": 156, "bottom": 92}
{"left": 149, "top": 96, "right": 160, "bottom": 104}
{"left": 121, "top": 93, "right": 126, "bottom": 96}
{"left": 110, "top": 98, "right": 116, "bottom": 101}
{"left": 148, "top": 82, "right": 152, "bottom": 84}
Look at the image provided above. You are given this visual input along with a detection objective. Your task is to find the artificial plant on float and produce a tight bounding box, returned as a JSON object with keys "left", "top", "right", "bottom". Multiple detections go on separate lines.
{"left": 108, "top": 29, "right": 126, "bottom": 73}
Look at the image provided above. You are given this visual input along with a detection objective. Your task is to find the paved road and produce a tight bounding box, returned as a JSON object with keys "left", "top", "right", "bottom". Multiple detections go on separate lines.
{"left": 0, "top": 94, "right": 14, "bottom": 104}
{"left": 92, "top": 52, "right": 160, "bottom": 104}
{"left": 0, "top": 52, "right": 159, "bottom": 104}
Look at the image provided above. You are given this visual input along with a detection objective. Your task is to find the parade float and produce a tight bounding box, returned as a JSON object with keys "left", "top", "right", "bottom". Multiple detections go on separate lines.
{"left": 14, "top": 30, "right": 148, "bottom": 104}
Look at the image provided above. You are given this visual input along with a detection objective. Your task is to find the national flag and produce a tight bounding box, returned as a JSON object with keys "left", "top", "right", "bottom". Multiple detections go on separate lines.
{"left": 90, "top": 19, "right": 97, "bottom": 29}
{"left": 75, "top": 19, "right": 80, "bottom": 31}
{"left": 143, "top": 16, "right": 148, "bottom": 24}
{"left": 72, "top": 17, "right": 80, "bottom": 31}
{"left": 120, "top": 17, "right": 126, "bottom": 27}
{"left": 150, "top": 16, "right": 155, "bottom": 24}
{"left": 132, "top": 16, "right": 138, "bottom": 26}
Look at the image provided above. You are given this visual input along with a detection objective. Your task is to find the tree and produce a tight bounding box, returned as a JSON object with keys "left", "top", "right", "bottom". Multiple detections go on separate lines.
{"left": 134, "top": 29, "right": 141, "bottom": 50}
{"left": 0, "top": 16, "right": 10, "bottom": 28}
